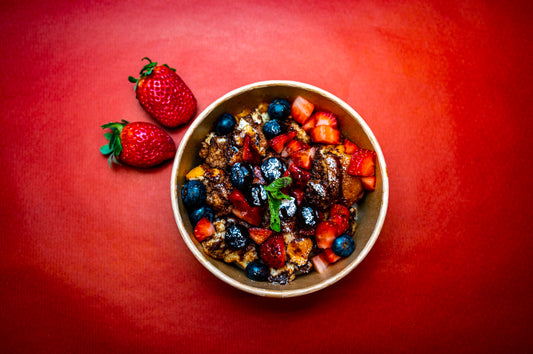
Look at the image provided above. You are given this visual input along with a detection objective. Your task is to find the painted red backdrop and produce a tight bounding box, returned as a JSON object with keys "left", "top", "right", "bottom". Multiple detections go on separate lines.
{"left": 1, "top": 0, "right": 531, "bottom": 352}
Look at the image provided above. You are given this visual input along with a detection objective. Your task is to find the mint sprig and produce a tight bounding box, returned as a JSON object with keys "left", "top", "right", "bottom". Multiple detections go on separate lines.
{"left": 264, "top": 177, "right": 293, "bottom": 232}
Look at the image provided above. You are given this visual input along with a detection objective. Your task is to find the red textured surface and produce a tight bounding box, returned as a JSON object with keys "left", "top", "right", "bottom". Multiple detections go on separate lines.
{"left": 1, "top": 0, "right": 532, "bottom": 352}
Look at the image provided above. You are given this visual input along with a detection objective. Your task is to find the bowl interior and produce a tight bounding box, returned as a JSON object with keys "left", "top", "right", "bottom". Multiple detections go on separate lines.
{"left": 171, "top": 81, "right": 388, "bottom": 297}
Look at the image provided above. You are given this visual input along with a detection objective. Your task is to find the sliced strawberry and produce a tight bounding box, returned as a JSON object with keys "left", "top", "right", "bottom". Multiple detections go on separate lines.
{"left": 288, "top": 163, "right": 311, "bottom": 189}
{"left": 291, "top": 188, "right": 305, "bottom": 205}
{"left": 312, "top": 111, "right": 338, "bottom": 128}
{"left": 229, "top": 189, "right": 250, "bottom": 210}
{"left": 301, "top": 116, "right": 316, "bottom": 132}
{"left": 268, "top": 131, "right": 297, "bottom": 153}
{"left": 310, "top": 126, "right": 341, "bottom": 145}
{"left": 231, "top": 207, "right": 263, "bottom": 226}
{"left": 360, "top": 176, "right": 376, "bottom": 191}
{"left": 249, "top": 227, "right": 273, "bottom": 245}
{"left": 343, "top": 139, "right": 359, "bottom": 154}
{"left": 193, "top": 217, "right": 215, "bottom": 241}
{"left": 291, "top": 147, "right": 315, "bottom": 170}
{"left": 260, "top": 234, "right": 286, "bottom": 268}
{"left": 291, "top": 96, "right": 315, "bottom": 124}
{"left": 242, "top": 134, "right": 261, "bottom": 164}
{"left": 330, "top": 214, "right": 349, "bottom": 236}
{"left": 347, "top": 149, "right": 376, "bottom": 177}
{"left": 329, "top": 204, "right": 350, "bottom": 219}
{"left": 322, "top": 248, "right": 342, "bottom": 264}
{"left": 315, "top": 220, "right": 338, "bottom": 249}
{"left": 252, "top": 165, "right": 266, "bottom": 184}
{"left": 311, "top": 253, "right": 329, "bottom": 273}
{"left": 281, "top": 139, "right": 308, "bottom": 158}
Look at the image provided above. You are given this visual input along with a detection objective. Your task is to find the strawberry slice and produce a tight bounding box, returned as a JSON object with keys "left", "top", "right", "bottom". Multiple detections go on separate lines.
{"left": 249, "top": 227, "right": 273, "bottom": 245}
{"left": 311, "top": 253, "right": 329, "bottom": 273}
{"left": 329, "top": 204, "right": 350, "bottom": 219}
{"left": 281, "top": 139, "right": 308, "bottom": 158}
{"left": 231, "top": 207, "right": 263, "bottom": 226}
{"left": 315, "top": 220, "right": 338, "bottom": 249}
{"left": 229, "top": 189, "right": 250, "bottom": 210}
{"left": 343, "top": 139, "right": 359, "bottom": 154}
{"left": 193, "top": 217, "right": 215, "bottom": 241}
{"left": 347, "top": 149, "right": 376, "bottom": 177}
{"left": 312, "top": 111, "right": 338, "bottom": 128}
{"left": 360, "top": 176, "right": 376, "bottom": 191}
{"left": 301, "top": 115, "right": 316, "bottom": 132}
{"left": 252, "top": 165, "right": 266, "bottom": 184}
{"left": 291, "top": 96, "right": 315, "bottom": 124}
{"left": 330, "top": 214, "right": 349, "bottom": 236}
{"left": 242, "top": 134, "right": 261, "bottom": 164}
{"left": 322, "top": 248, "right": 342, "bottom": 264}
{"left": 267, "top": 131, "right": 297, "bottom": 153}
{"left": 310, "top": 126, "right": 341, "bottom": 145}
{"left": 288, "top": 163, "right": 311, "bottom": 189}
{"left": 260, "top": 234, "right": 286, "bottom": 268}
{"left": 291, "top": 147, "right": 315, "bottom": 170}
{"left": 291, "top": 188, "right": 305, "bottom": 205}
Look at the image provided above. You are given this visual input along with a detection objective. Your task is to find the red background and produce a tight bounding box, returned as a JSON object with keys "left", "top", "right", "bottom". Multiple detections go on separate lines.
{"left": 1, "top": 0, "right": 532, "bottom": 352}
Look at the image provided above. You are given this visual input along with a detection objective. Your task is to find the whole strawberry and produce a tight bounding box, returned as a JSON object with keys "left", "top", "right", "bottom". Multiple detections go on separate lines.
{"left": 128, "top": 57, "right": 197, "bottom": 128}
{"left": 100, "top": 120, "right": 176, "bottom": 168}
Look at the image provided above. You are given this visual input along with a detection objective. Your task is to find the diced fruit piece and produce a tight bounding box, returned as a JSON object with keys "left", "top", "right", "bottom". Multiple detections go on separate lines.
{"left": 291, "top": 188, "right": 305, "bottom": 205}
{"left": 291, "top": 147, "right": 315, "bottom": 170}
{"left": 360, "top": 176, "right": 376, "bottom": 191}
{"left": 287, "top": 238, "right": 313, "bottom": 266}
{"left": 315, "top": 220, "right": 338, "bottom": 249}
{"left": 231, "top": 207, "right": 263, "bottom": 226}
{"left": 245, "top": 261, "right": 270, "bottom": 281}
{"left": 329, "top": 204, "right": 350, "bottom": 219}
{"left": 229, "top": 189, "right": 250, "bottom": 210}
{"left": 267, "top": 131, "right": 297, "bottom": 153}
{"left": 330, "top": 214, "right": 349, "bottom": 236}
{"left": 249, "top": 228, "right": 273, "bottom": 245}
{"left": 288, "top": 163, "right": 311, "bottom": 189}
{"left": 281, "top": 139, "right": 308, "bottom": 158}
{"left": 193, "top": 217, "right": 215, "bottom": 241}
{"left": 310, "top": 126, "right": 341, "bottom": 145}
{"left": 332, "top": 234, "right": 356, "bottom": 257}
{"left": 185, "top": 165, "right": 205, "bottom": 180}
{"left": 312, "top": 111, "right": 338, "bottom": 128}
{"left": 322, "top": 248, "right": 342, "bottom": 264}
{"left": 260, "top": 234, "right": 286, "bottom": 268}
{"left": 291, "top": 96, "right": 315, "bottom": 124}
{"left": 311, "top": 253, "right": 329, "bottom": 273}
{"left": 343, "top": 139, "right": 359, "bottom": 154}
{"left": 252, "top": 166, "right": 266, "bottom": 185}
{"left": 301, "top": 116, "right": 316, "bottom": 132}
{"left": 347, "top": 149, "right": 376, "bottom": 177}
{"left": 242, "top": 134, "right": 261, "bottom": 164}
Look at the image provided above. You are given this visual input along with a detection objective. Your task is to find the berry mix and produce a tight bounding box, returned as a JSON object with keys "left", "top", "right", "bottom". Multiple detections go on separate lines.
{"left": 181, "top": 96, "right": 377, "bottom": 284}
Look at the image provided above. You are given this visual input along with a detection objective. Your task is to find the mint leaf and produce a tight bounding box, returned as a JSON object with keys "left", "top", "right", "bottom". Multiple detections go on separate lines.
{"left": 264, "top": 177, "right": 292, "bottom": 193}
{"left": 267, "top": 196, "right": 282, "bottom": 232}
{"left": 265, "top": 177, "right": 293, "bottom": 232}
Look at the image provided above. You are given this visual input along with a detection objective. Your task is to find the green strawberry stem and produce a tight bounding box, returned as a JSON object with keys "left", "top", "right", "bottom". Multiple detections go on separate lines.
{"left": 100, "top": 119, "right": 129, "bottom": 167}
{"left": 128, "top": 57, "right": 176, "bottom": 90}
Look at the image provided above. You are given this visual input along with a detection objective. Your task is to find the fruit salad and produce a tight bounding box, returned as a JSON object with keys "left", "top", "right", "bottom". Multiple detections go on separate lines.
{"left": 181, "top": 96, "right": 377, "bottom": 284}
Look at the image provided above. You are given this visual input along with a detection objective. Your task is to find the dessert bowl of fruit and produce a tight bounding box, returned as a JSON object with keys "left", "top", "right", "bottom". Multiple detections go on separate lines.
{"left": 170, "top": 80, "right": 388, "bottom": 297}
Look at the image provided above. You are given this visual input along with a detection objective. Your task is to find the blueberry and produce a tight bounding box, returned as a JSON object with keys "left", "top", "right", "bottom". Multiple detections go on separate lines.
{"left": 267, "top": 99, "right": 291, "bottom": 120}
{"left": 189, "top": 205, "right": 214, "bottom": 226}
{"left": 215, "top": 113, "right": 237, "bottom": 135}
{"left": 279, "top": 197, "right": 297, "bottom": 219}
{"left": 249, "top": 184, "right": 268, "bottom": 207}
{"left": 225, "top": 224, "right": 248, "bottom": 250}
{"left": 262, "top": 119, "right": 284, "bottom": 140}
{"left": 245, "top": 260, "right": 270, "bottom": 281}
{"left": 229, "top": 162, "right": 253, "bottom": 189}
{"left": 297, "top": 205, "right": 319, "bottom": 229}
{"left": 181, "top": 180, "right": 206, "bottom": 210}
{"left": 261, "top": 157, "right": 286, "bottom": 184}
{"left": 332, "top": 234, "right": 356, "bottom": 257}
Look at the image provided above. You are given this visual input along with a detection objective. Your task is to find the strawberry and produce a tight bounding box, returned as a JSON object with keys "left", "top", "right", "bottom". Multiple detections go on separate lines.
{"left": 330, "top": 214, "right": 349, "bottom": 236}
{"left": 315, "top": 220, "right": 338, "bottom": 249}
{"left": 243, "top": 134, "right": 261, "bottom": 164}
{"left": 100, "top": 120, "right": 176, "bottom": 168}
{"left": 260, "top": 234, "right": 286, "bottom": 268}
{"left": 291, "top": 188, "right": 305, "bottom": 205}
{"left": 291, "top": 96, "right": 315, "bottom": 124}
{"left": 311, "top": 253, "right": 329, "bottom": 273}
{"left": 343, "top": 139, "right": 359, "bottom": 154}
{"left": 193, "top": 217, "right": 215, "bottom": 241}
{"left": 281, "top": 139, "right": 308, "bottom": 158}
{"left": 301, "top": 116, "right": 316, "bottom": 132}
{"left": 229, "top": 189, "right": 250, "bottom": 210}
{"left": 312, "top": 111, "right": 338, "bottom": 128}
{"left": 322, "top": 248, "right": 342, "bottom": 264}
{"left": 291, "top": 147, "right": 315, "bottom": 170}
{"left": 310, "top": 126, "right": 341, "bottom": 145}
{"left": 267, "top": 131, "right": 297, "bottom": 153}
{"left": 329, "top": 204, "right": 350, "bottom": 219}
{"left": 288, "top": 163, "right": 311, "bottom": 188}
{"left": 231, "top": 207, "right": 263, "bottom": 226}
{"left": 249, "top": 227, "right": 273, "bottom": 245}
{"left": 347, "top": 149, "right": 376, "bottom": 177}
{"left": 360, "top": 176, "right": 376, "bottom": 191}
{"left": 129, "top": 57, "right": 196, "bottom": 128}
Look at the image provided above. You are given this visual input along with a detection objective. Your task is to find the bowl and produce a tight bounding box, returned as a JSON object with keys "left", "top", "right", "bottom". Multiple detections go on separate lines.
{"left": 170, "top": 80, "right": 388, "bottom": 297}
